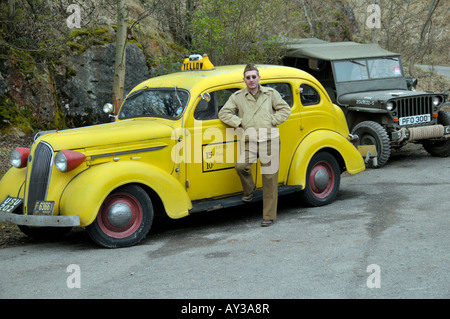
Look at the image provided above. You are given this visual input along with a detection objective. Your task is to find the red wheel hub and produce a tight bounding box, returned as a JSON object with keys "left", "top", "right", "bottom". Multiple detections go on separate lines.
{"left": 309, "top": 161, "right": 335, "bottom": 199}
{"left": 98, "top": 193, "right": 143, "bottom": 238}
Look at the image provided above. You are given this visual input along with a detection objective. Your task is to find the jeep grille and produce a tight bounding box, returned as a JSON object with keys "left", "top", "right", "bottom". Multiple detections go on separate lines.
{"left": 26, "top": 142, "right": 53, "bottom": 215}
{"left": 396, "top": 96, "right": 432, "bottom": 118}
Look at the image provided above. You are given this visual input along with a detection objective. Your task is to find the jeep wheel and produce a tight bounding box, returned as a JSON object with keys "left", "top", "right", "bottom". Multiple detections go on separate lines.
{"left": 422, "top": 111, "right": 450, "bottom": 157}
{"left": 301, "top": 152, "right": 340, "bottom": 207}
{"left": 87, "top": 184, "right": 154, "bottom": 248}
{"left": 351, "top": 121, "right": 391, "bottom": 168}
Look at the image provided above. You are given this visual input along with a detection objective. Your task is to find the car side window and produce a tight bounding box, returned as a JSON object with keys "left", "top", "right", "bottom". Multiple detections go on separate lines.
{"left": 264, "top": 83, "right": 293, "bottom": 107}
{"left": 300, "top": 84, "right": 320, "bottom": 106}
{"left": 195, "top": 88, "right": 238, "bottom": 120}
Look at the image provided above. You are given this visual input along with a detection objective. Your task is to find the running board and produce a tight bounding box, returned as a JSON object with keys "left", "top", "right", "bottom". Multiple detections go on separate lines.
{"left": 190, "top": 185, "right": 302, "bottom": 214}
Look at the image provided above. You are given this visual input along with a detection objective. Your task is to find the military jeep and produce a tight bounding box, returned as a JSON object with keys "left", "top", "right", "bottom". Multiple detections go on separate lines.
{"left": 282, "top": 38, "right": 450, "bottom": 167}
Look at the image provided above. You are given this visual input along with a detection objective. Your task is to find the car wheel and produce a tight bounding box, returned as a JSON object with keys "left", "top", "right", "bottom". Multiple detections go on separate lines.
{"left": 422, "top": 111, "right": 450, "bottom": 157}
{"left": 301, "top": 152, "right": 340, "bottom": 207}
{"left": 87, "top": 184, "right": 153, "bottom": 248}
{"left": 351, "top": 121, "right": 391, "bottom": 168}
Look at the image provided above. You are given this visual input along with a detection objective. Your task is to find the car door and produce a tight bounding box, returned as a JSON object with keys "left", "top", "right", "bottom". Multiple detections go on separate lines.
{"left": 184, "top": 86, "right": 253, "bottom": 201}
{"left": 297, "top": 80, "right": 335, "bottom": 134}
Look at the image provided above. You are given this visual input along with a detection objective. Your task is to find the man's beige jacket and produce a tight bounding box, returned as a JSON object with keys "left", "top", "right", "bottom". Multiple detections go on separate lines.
{"left": 218, "top": 86, "right": 291, "bottom": 141}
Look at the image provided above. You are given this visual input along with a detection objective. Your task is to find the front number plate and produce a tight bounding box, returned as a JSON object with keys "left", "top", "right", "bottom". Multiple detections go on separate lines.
{"left": 0, "top": 196, "right": 23, "bottom": 214}
{"left": 33, "top": 201, "right": 55, "bottom": 216}
{"left": 399, "top": 114, "right": 431, "bottom": 126}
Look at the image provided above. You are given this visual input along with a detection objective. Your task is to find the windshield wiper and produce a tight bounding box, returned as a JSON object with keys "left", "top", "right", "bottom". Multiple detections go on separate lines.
{"left": 350, "top": 60, "right": 366, "bottom": 67}
{"left": 380, "top": 57, "right": 398, "bottom": 61}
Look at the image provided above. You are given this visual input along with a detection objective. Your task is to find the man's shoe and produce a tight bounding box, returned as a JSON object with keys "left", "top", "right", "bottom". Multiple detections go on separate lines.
{"left": 261, "top": 219, "right": 274, "bottom": 227}
{"left": 242, "top": 186, "right": 257, "bottom": 203}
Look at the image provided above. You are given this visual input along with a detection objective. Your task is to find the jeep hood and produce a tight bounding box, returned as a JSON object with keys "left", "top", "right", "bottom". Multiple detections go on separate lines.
{"left": 338, "top": 90, "right": 438, "bottom": 108}
{"left": 37, "top": 119, "right": 175, "bottom": 151}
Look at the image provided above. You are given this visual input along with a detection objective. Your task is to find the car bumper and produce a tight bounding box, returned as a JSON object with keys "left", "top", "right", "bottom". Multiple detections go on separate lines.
{"left": 391, "top": 124, "right": 450, "bottom": 141}
{"left": 0, "top": 212, "right": 80, "bottom": 227}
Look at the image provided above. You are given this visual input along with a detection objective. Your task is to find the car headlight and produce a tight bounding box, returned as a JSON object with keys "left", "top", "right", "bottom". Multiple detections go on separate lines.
{"left": 54, "top": 150, "right": 86, "bottom": 172}
{"left": 10, "top": 148, "right": 30, "bottom": 168}
{"left": 432, "top": 96, "right": 442, "bottom": 106}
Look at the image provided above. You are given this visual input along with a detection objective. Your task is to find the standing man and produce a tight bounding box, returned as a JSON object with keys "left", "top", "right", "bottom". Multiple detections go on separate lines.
{"left": 218, "top": 63, "right": 291, "bottom": 226}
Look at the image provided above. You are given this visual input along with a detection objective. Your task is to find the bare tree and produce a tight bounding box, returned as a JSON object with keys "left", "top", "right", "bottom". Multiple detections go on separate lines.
{"left": 301, "top": 0, "right": 314, "bottom": 37}
{"left": 112, "top": 0, "right": 128, "bottom": 111}
{"left": 408, "top": 0, "right": 440, "bottom": 76}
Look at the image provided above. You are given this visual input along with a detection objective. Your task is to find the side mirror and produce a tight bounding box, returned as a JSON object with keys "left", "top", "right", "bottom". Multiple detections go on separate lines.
{"left": 103, "top": 103, "right": 116, "bottom": 118}
{"left": 103, "top": 103, "right": 115, "bottom": 114}
{"left": 201, "top": 92, "right": 211, "bottom": 102}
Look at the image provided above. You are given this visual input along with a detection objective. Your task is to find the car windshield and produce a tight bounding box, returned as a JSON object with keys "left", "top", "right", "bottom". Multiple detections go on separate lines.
{"left": 333, "top": 57, "right": 403, "bottom": 82}
{"left": 118, "top": 88, "right": 189, "bottom": 120}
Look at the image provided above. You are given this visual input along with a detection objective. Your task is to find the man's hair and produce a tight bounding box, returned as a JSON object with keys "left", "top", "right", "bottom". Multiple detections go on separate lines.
{"left": 243, "top": 63, "right": 259, "bottom": 75}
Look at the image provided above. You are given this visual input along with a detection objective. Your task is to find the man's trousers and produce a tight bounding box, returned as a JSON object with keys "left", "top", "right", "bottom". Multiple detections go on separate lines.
{"left": 235, "top": 137, "right": 280, "bottom": 220}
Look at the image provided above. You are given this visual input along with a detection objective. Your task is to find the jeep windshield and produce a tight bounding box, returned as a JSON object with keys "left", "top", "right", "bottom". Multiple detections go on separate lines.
{"left": 333, "top": 57, "right": 403, "bottom": 82}
{"left": 118, "top": 87, "right": 189, "bottom": 120}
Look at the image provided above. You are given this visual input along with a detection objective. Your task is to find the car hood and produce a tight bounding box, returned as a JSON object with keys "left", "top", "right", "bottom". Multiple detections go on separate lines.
{"left": 37, "top": 119, "right": 176, "bottom": 151}
{"left": 338, "top": 90, "right": 438, "bottom": 108}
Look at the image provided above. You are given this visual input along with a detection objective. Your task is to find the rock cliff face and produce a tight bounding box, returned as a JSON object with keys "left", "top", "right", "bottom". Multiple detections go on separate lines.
{"left": 0, "top": 55, "right": 58, "bottom": 130}
{"left": 62, "top": 42, "right": 149, "bottom": 126}
{"left": 0, "top": 42, "right": 149, "bottom": 130}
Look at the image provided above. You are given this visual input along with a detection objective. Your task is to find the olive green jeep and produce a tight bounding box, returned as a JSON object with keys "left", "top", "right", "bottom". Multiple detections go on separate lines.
{"left": 282, "top": 38, "right": 450, "bottom": 167}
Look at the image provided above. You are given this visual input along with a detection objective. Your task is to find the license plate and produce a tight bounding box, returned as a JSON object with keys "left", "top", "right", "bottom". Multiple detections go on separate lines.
{"left": 399, "top": 114, "right": 431, "bottom": 126}
{"left": 0, "top": 196, "right": 23, "bottom": 214}
{"left": 33, "top": 201, "right": 55, "bottom": 216}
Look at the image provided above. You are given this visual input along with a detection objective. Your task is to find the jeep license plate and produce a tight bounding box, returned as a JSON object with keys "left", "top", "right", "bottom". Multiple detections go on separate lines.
{"left": 399, "top": 114, "right": 431, "bottom": 126}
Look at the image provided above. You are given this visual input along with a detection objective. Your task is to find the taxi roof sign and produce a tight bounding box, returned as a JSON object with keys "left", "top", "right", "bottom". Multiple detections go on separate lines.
{"left": 181, "top": 54, "right": 215, "bottom": 71}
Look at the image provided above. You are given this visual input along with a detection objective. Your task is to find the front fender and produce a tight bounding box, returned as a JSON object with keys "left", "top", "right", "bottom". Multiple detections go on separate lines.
{"left": 59, "top": 161, "right": 192, "bottom": 226}
{"left": 0, "top": 168, "right": 26, "bottom": 202}
{"left": 286, "top": 130, "right": 365, "bottom": 187}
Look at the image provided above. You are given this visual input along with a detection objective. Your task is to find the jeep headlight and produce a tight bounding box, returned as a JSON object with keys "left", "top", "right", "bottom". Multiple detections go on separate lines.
{"left": 432, "top": 96, "right": 441, "bottom": 106}
{"left": 386, "top": 101, "right": 395, "bottom": 111}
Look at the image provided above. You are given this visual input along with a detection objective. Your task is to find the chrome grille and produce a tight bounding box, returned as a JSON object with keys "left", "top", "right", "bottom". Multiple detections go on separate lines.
{"left": 26, "top": 142, "right": 53, "bottom": 215}
{"left": 396, "top": 96, "right": 432, "bottom": 118}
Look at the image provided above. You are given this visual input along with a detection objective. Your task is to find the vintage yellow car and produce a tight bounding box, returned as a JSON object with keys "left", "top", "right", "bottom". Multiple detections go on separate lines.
{"left": 0, "top": 54, "right": 366, "bottom": 248}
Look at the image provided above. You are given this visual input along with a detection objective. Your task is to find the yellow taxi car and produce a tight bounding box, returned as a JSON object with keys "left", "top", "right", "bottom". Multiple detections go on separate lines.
{"left": 0, "top": 54, "right": 366, "bottom": 248}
